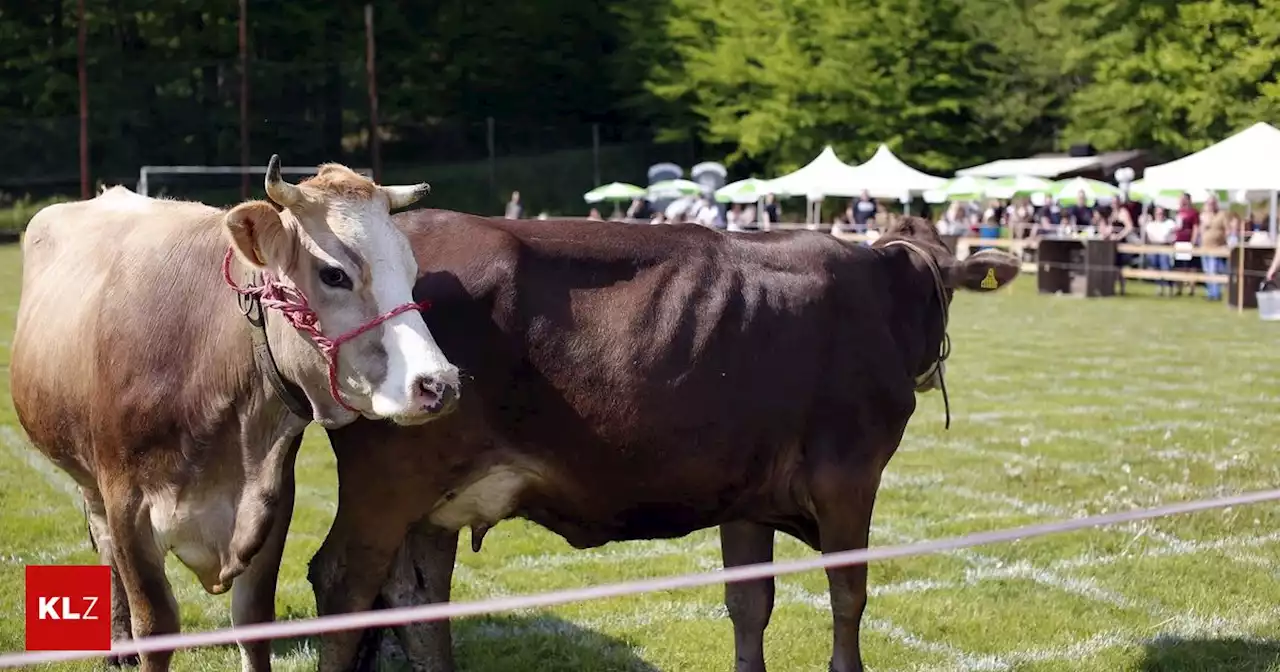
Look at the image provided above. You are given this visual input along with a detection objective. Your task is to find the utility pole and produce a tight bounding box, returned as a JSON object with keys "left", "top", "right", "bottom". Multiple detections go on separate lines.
{"left": 77, "top": 0, "right": 89, "bottom": 199}
{"left": 239, "top": 0, "right": 250, "bottom": 199}
{"left": 364, "top": 4, "right": 382, "bottom": 183}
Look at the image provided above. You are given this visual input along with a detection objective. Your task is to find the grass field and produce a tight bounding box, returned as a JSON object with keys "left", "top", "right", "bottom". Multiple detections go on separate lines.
{"left": 2, "top": 240, "right": 1280, "bottom": 671}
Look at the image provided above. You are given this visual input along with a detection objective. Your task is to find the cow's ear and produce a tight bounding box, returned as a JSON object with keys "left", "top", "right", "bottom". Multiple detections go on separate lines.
{"left": 224, "top": 200, "right": 289, "bottom": 269}
{"left": 943, "top": 249, "right": 1021, "bottom": 292}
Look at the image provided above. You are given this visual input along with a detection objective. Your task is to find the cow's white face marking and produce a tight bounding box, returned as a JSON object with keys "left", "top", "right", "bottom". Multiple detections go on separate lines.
{"left": 222, "top": 160, "right": 461, "bottom": 427}
{"left": 303, "top": 194, "right": 460, "bottom": 424}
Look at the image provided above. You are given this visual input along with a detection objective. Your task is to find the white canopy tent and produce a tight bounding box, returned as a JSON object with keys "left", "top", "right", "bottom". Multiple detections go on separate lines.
{"left": 844, "top": 144, "right": 946, "bottom": 199}
{"left": 765, "top": 146, "right": 862, "bottom": 199}
{"left": 1143, "top": 122, "right": 1280, "bottom": 235}
{"left": 956, "top": 156, "right": 1101, "bottom": 178}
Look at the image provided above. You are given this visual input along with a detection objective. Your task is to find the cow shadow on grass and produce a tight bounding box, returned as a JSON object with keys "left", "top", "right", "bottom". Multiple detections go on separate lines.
{"left": 452, "top": 615, "right": 661, "bottom": 672}
{"left": 1138, "top": 636, "right": 1280, "bottom": 671}
{"left": 268, "top": 614, "right": 660, "bottom": 671}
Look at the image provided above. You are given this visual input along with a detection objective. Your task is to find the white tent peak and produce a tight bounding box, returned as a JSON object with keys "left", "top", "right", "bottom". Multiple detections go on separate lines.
{"left": 766, "top": 145, "right": 862, "bottom": 199}
{"left": 846, "top": 144, "right": 946, "bottom": 198}
{"left": 1143, "top": 122, "right": 1280, "bottom": 193}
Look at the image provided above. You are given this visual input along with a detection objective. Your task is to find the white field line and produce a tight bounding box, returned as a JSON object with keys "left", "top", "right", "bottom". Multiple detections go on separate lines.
{"left": 0, "top": 546, "right": 85, "bottom": 567}
{"left": 895, "top": 432, "right": 1280, "bottom": 567}
{"left": 500, "top": 537, "right": 720, "bottom": 571}
{"left": 445, "top": 465, "right": 1274, "bottom": 660}
{"left": 913, "top": 424, "right": 1275, "bottom": 472}
{"left": 994, "top": 606, "right": 1280, "bottom": 670}
{"left": 777, "top": 575, "right": 1280, "bottom": 672}
{"left": 5, "top": 419, "right": 1274, "bottom": 669}
{"left": 0, "top": 425, "right": 81, "bottom": 503}
{"left": 452, "top": 473, "right": 1276, "bottom": 624}
{"left": 448, "top": 576, "right": 975, "bottom": 672}
{"left": 454, "top": 529, "right": 993, "bottom": 670}
{"left": 882, "top": 472, "right": 1190, "bottom": 551}
{"left": 937, "top": 406, "right": 1116, "bottom": 423}
{"left": 772, "top": 581, "right": 1007, "bottom": 671}
{"left": 859, "top": 524, "right": 1163, "bottom": 615}
{"left": 777, "top": 582, "right": 1010, "bottom": 670}
{"left": 1049, "top": 529, "right": 1280, "bottom": 573}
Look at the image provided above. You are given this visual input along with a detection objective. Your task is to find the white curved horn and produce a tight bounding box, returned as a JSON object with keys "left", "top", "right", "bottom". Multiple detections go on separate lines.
{"left": 263, "top": 154, "right": 303, "bottom": 207}
{"left": 381, "top": 183, "right": 431, "bottom": 210}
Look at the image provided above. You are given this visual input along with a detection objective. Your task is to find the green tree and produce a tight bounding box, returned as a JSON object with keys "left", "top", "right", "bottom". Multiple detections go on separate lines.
{"left": 642, "top": 0, "right": 1070, "bottom": 175}
{"left": 1051, "top": 0, "right": 1280, "bottom": 154}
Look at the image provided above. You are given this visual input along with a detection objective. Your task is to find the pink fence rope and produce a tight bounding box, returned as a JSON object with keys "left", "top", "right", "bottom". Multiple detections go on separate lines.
{"left": 3, "top": 487, "right": 1279, "bottom": 667}
{"left": 222, "top": 249, "right": 430, "bottom": 412}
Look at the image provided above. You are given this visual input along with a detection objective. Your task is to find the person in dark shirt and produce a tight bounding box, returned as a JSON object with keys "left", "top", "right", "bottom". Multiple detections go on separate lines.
{"left": 762, "top": 193, "right": 781, "bottom": 230}
{"left": 1068, "top": 190, "right": 1092, "bottom": 230}
{"left": 848, "top": 190, "right": 877, "bottom": 231}
{"left": 1114, "top": 192, "right": 1141, "bottom": 228}
{"left": 1036, "top": 197, "right": 1064, "bottom": 229}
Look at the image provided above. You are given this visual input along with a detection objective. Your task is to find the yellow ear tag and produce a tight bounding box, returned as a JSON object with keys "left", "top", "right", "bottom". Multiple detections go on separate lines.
{"left": 980, "top": 268, "right": 999, "bottom": 290}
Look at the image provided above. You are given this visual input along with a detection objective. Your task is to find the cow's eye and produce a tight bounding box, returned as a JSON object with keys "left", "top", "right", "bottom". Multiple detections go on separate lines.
{"left": 318, "top": 266, "right": 352, "bottom": 290}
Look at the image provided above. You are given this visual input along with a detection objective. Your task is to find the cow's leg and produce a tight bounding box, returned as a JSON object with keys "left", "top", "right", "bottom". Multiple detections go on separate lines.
{"left": 811, "top": 454, "right": 882, "bottom": 672}
{"left": 373, "top": 520, "right": 459, "bottom": 672}
{"left": 104, "top": 487, "right": 180, "bottom": 672}
{"left": 309, "top": 497, "right": 417, "bottom": 672}
{"left": 84, "top": 488, "right": 139, "bottom": 667}
{"left": 231, "top": 438, "right": 300, "bottom": 672}
{"left": 720, "top": 521, "right": 776, "bottom": 672}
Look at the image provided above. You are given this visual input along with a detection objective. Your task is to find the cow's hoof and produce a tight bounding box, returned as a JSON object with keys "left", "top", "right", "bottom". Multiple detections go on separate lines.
{"left": 106, "top": 652, "right": 140, "bottom": 667}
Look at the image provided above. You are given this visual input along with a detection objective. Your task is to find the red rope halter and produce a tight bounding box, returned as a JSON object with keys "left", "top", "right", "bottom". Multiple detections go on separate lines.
{"left": 222, "top": 248, "right": 431, "bottom": 413}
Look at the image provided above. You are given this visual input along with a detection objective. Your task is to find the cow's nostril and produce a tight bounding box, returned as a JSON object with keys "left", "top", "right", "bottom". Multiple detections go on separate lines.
{"left": 413, "top": 375, "right": 442, "bottom": 403}
{"left": 437, "top": 385, "right": 458, "bottom": 407}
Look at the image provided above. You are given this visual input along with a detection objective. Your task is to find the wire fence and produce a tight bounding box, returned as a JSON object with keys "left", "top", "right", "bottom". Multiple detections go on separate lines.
{"left": 0, "top": 113, "right": 692, "bottom": 216}
{"left": 1, "top": 487, "right": 1277, "bottom": 667}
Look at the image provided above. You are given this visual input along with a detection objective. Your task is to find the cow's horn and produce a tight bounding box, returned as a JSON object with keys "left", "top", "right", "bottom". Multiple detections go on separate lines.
{"left": 263, "top": 154, "right": 303, "bottom": 207}
{"left": 381, "top": 182, "right": 431, "bottom": 210}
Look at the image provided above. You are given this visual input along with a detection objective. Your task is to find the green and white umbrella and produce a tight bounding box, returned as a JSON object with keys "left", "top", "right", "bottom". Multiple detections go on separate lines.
{"left": 1050, "top": 177, "right": 1121, "bottom": 205}
{"left": 714, "top": 178, "right": 773, "bottom": 204}
{"left": 1126, "top": 180, "right": 1228, "bottom": 207}
{"left": 986, "top": 175, "right": 1055, "bottom": 199}
{"left": 583, "top": 181, "right": 646, "bottom": 204}
{"left": 647, "top": 179, "right": 704, "bottom": 200}
{"left": 923, "top": 175, "right": 995, "bottom": 203}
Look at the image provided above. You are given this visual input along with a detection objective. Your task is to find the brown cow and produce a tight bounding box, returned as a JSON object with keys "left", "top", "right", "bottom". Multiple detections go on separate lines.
{"left": 9, "top": 158, "right": 461, "bottom": 672}
{"left": 309, "top": 213, "right": 1020, "bottom": 672}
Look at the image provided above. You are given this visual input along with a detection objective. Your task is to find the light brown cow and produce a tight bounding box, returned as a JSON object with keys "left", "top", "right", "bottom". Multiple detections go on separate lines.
{"left": 8, "top": 157, "right": 461, "bottom": 672}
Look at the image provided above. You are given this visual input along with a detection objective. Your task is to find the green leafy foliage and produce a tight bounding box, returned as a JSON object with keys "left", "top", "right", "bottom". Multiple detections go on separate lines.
{"left": 1, "top": 0, "right": 1278, "bottom": 201}
{"left": 1051, "top": 0, "right": 1280, "bottom": 154}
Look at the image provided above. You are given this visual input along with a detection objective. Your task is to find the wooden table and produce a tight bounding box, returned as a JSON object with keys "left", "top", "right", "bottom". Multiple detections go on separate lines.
{"left": 1035, "top": 237, "right": 1119, "bottom": 297}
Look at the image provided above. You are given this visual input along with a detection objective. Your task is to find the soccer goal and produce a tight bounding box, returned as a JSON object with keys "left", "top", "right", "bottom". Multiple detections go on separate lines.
{"left": 135, "top": 164, "right": 373, "bottom": 199}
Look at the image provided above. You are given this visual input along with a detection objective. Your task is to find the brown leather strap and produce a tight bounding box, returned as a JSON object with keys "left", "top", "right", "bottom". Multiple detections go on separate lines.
{"left": 239, "top": 282, "right": 313, "bottom": 420}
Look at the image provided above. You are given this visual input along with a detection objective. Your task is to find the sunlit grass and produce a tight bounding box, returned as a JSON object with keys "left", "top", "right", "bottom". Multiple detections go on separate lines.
{"left": 1, "top": 241, "right": 1279, "bottom": 671}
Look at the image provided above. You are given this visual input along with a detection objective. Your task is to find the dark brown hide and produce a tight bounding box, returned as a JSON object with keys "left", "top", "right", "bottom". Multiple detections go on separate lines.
{"left": 310, "top": 212, "right": 1018, "bottom": 672}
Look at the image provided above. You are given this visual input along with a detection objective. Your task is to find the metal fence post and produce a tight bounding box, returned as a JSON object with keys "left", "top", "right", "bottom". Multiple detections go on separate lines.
{"left": 365, "top": 4, "right": 382, "bottom": 184}
{"left": 77, "top": 0, "right": 89, "bottom": 200}
{"left": 487, "top": 116, "right": 496, "bottom": 197}
{"left": 239, "top": 0, "right": 250, "bottom": 199}
{"left": 592, "top": 123, "right": 600, "bottom": 187}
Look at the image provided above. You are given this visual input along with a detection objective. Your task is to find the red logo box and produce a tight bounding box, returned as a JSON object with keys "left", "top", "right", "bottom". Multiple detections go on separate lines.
{"left": 25, "top": 565, "right": 111, "bottom": 651}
